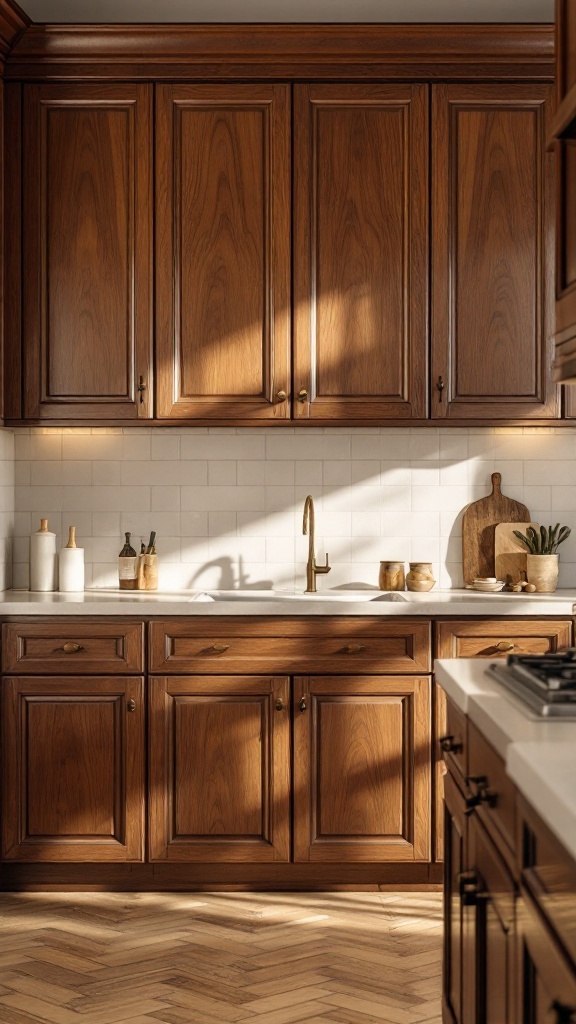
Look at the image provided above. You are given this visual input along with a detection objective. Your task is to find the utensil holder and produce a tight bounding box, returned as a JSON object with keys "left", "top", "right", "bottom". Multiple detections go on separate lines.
{"left": 137, "top": 554, "right": 158, "bottom": 591}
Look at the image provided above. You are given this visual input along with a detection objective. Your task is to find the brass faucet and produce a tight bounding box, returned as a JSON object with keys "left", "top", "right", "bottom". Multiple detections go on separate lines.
{"left": 302, "top": 495, "right": 331, "bottom": 593}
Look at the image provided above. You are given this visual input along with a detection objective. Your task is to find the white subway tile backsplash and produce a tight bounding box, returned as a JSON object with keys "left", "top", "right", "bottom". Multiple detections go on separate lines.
{"left": 6, "top": 425, "right": 576, "bottom": 592}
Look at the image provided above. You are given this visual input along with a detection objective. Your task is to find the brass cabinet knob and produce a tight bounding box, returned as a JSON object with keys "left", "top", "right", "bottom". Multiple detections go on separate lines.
{"left": 495, "top": 641, "right": 515, "bottom": 652}
{"left": 297, "top": 389, "right": 308, "bottom": 403}
{"left": 58, "top": 642, "right": 84, "bottom": 654}
{"left": 343, "top": 644, "right": 365, "bottom": 654}
{"left": 275, "top": 698, "right": 285, "bottom": 712}
{"left": 439, "top": 734, "right": 463, "bottom": 754}
{"left": 212, "top": 643, "right": 230, "bottom": 653}
{"left": 299, "top": 696, "right": 307, "bottom": 712}
{"left": 275, "top": 390, "right": 287, "bottom": 403}
{"left": 127, "top": 699, "right": 136, "bottom": 712}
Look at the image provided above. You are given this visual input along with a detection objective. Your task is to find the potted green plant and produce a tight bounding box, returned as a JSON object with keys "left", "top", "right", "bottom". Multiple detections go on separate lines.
{"left": 512, "top": 524, "right": 571, "bottom": 593}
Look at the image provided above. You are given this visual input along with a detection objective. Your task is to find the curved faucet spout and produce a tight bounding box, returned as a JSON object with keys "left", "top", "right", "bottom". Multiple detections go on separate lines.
{"left": 302, "top": 495, "right": 331, "bottom": 593}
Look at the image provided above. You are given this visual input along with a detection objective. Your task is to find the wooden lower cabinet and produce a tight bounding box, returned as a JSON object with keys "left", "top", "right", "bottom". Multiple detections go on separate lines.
{"left": 443, "top": 771, "right": 473, "bottom": 1024}
{"left": 1, "top": 676, "right": 145, "bottom": 862}
{"left": 518, "top": 893, "right": 576, "bottom": 1024}
{"left": 148, "top": 675, "right": 290, "bottom": 862}
{"left": 293, "top": 675, "right": 431, "bottom": 863}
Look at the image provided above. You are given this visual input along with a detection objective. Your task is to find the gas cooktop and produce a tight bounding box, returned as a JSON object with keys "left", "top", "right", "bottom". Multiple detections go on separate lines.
{"left": 487, "top": 650, "right": 576, "bottom": 719}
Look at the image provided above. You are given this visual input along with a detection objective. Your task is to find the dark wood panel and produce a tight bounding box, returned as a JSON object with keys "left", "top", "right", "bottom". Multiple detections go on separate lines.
{"left": 432, "top": 83, "right": 558, "bottom": 420}
{"left": 557, "top": 0, "right": 576, "bottom": 101}
{"left": 148, "top": 675, "right": 290, "bottom": 863}
{"left": 468, "top": 721, "right": 517, "bottom": 862}
{"left": 2, "top": 620, "right": 144, "bottom": 674}
{"left": 5, "top": 25, "right": 555, "bottom": 81}
{"left": 155, "top": 84, "right": 290, "bottom": 421}
{"left": 2, "top": 676, "right": 145, "bottom": 862}
{"left": 293, "top": 675, "right": 431, "bottom": 863}
{"left": 3, "top": 82, "right": 20, "bottom": 420}
{"left": 443, "top": 771, "right": 473, "bottom": 1024}
{"left": 148, "top": 618, "right": 432, "bottom": 674}
{"left": 293, "top": 83, "right": 428, "bottom": 421}
{"left": 0, "top": 0, "right": 29, "bottom": 58}
{"left": 518, "top": 892, "right": 576, "bottom": 1024}
{"left": 22, "top": 83, "right": 152, "bottom": 420}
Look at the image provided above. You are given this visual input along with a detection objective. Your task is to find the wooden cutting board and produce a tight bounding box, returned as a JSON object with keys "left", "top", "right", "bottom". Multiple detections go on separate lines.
{"left": 462, "top": 473, "right": 531, "bottom": 584}
{"left": 494, "top": 522, "right": 538, "bottom": 584}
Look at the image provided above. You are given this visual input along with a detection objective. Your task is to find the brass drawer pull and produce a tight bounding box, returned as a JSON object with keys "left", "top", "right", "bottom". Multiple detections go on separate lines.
{"left": 127, "top": 699, "right": 136, "bottom": 712}
{"left": 56, "top": 642, "right": 85, "bottom": 654}
{"left": 299, "top": 696, "right": 307, "bottom": 713}
{"left": 343, "top": 644, "right": 365, "bottom": 654}
{"left": 439, "top": 734, "right": 463, "bottom": 755}
{"left": 212, "top": 643, "right": 230, "bottom": 653}
{"left": 275, "top": 698, "right": 285, "bottom": 712}
{"left": 495, "top": 641, "right": 515, "bottom": 652}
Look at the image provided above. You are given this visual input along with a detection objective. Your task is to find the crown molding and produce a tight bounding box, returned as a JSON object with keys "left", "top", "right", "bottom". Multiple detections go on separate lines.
{"left": 0, "top": 0, "right": 29, "bottom": 61}
{"left": 5, "top": 23, "right": 555, "bottom": 80}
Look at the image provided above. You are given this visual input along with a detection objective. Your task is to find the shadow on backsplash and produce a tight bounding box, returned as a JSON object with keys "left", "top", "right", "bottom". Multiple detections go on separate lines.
{"left": 8, "top": 425, "right": 576, "bottom": 592}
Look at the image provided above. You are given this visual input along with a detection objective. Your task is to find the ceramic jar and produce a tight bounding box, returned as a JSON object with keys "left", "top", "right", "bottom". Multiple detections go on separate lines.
{"left": 406, "top": 562, "right": 436, "bottom": 592}
{"left": 526, "top": 554, "right": 559, "bottom": 593}
{"left": 378, "top": 561, "right": 405, "bottom": 591}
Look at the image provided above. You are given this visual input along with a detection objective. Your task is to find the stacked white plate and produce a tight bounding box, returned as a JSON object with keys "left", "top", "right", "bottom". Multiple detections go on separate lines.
{"left": 470, "top": 578, "right": 506, "bottom": 592}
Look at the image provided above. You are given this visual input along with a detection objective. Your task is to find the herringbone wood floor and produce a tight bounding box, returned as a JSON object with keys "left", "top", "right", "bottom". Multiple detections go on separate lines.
{"left": 0, "top": 891, "right": 443, "bottom": 1024}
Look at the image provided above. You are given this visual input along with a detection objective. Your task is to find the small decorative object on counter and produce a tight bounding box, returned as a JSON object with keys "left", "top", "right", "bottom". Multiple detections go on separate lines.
{"left": 29, "top": 518, "right": 57, "bottom": 592}
{"left": 378, "top": 561, "right": 405, "bottom": 591}
{"left": 137, "top": 530, "right": 158, "bottom": 591}
{"left": 406, "top": 562, "right": 436, "bottom": 592}
{"left": 58, "top": 526, "right": 85, "bottom": 593}
{"left": 118, "top": 532, "right": 138, "bottom": 590}
{"left": 512, "top": 523, "right": 571, "bottom": 593}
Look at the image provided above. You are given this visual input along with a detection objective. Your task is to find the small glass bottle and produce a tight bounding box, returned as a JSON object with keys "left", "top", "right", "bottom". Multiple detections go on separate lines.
{"left": 118, "top": 532, "right": 138, "bottom": 590}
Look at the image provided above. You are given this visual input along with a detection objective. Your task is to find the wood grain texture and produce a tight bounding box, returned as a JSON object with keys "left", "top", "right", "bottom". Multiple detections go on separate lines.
{"left": 148, "top": 618, "right": 432, "bottom": 674}
{"left": 432, "top": 83, "right": 558, "bottom": 420}
{"left": 435, "top": 618, "right": 573, "bottom": 659}
{"left": 494, "top": 522, "right": 537, "bottom": 585}
{"left": 148, "top": 675, "right": 290, "bottom": 863}
{"left": 0, "top": 0, "right": 29, "bottom": 59}
{"left": 155, "top": 84, "right": 290, "bottom": 421}
{"left": 468, "top": 720, "right": 517, "bottom": 861}
{"left": 556, "top": 0, "right": 576, "bottom": 102}
{"left": 22, "top": 83, "right": 152, "bottom": 420}
{"left": 518, "top": 891, "right": 576, "bottom": 1023}
{"left": 2, "top": 81, "right": 20, "bottom": 419}
{"left": 293, "top": 675, "right": 431, "bottom": 864}
{"left": 443, "top": 771, "right": 470, "bottom": 1024}
{"left": 293, "top": 83, "right": 428, "bottom": 421}
{"left": 2, "top": 621, "right": 144, "bottom": 674}
{"left": 462, "top": 472, "right": 530, "bottom": 584}
{"left": 5, "top": 23, "right": 554, "bottom": 81}
{"left": 2, "top": 676, "right": 145, "bottom": 862}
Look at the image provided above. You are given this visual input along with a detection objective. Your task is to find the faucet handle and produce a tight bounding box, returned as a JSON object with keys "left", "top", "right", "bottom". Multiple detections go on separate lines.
{"left": 315, "top": 553, "right": 331, "bottom": 575}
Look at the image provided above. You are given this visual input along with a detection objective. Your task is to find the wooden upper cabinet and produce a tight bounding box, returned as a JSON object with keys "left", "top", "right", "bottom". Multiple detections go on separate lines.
{"left": 293, "top": 84, "right": 429, "bottom": 421}
{"left": 22, "top": 84, "right": 153, "bottom": 420}
{"left": 552, "top": 0, "right": 576, "bottom": 384}
{"left": 155, "top": 84, "right": 290, "bottom": 420}
{"left": 432, "top": 83, "right": 558, "bottom": 420}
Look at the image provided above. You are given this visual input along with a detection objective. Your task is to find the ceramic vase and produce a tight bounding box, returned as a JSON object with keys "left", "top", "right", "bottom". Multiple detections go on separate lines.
{"left": 406, "top": 562, "right": 436, "bottom": 592}
{"left": 526, "top": 554, "right": 559, "bottom": 593}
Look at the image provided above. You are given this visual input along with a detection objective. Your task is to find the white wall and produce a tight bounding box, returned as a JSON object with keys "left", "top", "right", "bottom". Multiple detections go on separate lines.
{"left": 11, "top": 425, "right": 576, "bottom": 592}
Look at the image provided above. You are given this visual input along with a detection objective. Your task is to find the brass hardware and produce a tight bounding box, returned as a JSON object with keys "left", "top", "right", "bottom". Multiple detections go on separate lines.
{"left": 495, "top": 641, "right": 515, "bottom": 652}
{"left": 343, "top": 643, "right": 365, "bottom": 654}
{"left": 275, "top": 698, "right": 286, "bottom": 711}
{"left": 302, "top": 495, "right": 331, "bottom": 593}
{"left": 212, "top": 643, "right": 230, "bottom": 653}
{"left": 551, "top": 1001, "right": 576, "bottom": 1024}
{"left": 299, "top": 696, "right": 307, "bottom": 712}
{"left": 436, "top": 376, "right": 445, "bottom": 402}
{"left": 465, "top": 775, "right": 497, "bottom": 815}
{"left": 439, "top": 734, "right": 463, "bottom": 754}
{"left": 275, "top": 390, "right": 287, "bottom": 403}
{"left": 57, "top": 642, "right": 84, "bottom": 654}
{"left": 127, "top": 699, "right": 136, "bottom": 712}
{"left": 137, "top": 376, "right": 147, "bottom": 405}
{"left": 298, "top": 389, "right": 308, "bottom": 403}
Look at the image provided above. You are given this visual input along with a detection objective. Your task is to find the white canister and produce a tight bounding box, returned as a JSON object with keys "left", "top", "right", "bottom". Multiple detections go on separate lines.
{"left": 29, "top": 518, "right": 57, "bottom": 592}
{"left": 58, "top": 526, "right": 85, "bottom": 593}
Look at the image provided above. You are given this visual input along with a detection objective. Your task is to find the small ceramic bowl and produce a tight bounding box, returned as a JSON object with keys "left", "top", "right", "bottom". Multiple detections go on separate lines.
{"left": 471, "top": 579, "right": 506, "bottom": 592}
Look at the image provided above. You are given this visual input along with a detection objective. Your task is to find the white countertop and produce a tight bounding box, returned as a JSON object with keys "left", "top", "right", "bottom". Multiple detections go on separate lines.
{"left": 435, "top": 657, "right": 576, "bottom": 861}
{"left": 1, "top": 588, "right": 576, "bottom": 616}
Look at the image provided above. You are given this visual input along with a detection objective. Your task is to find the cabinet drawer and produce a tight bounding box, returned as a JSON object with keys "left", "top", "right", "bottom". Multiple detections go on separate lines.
{"left": 435, "top": 619, "right": 572, "bottom": 659}
{"left": 149, "top": 619, "right": 431, "bottom": 674}
{"left": 468, "top": 721, "right": 517, "bottom": 858}
{"left": 441, "top": 694, "right": 468, "bottom": 782}
{"left": 2, "top": 621, "right": 144, "bottom": 674}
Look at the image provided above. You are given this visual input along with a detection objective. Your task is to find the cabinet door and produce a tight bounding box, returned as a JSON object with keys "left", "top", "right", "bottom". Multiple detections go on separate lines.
{"left": 293, "top": 675, "right": 431, "bottom": 862}
{"left": 432, "top": 84, "right": 557, "bottom": 420}
{"left": 293, "top": 84, "right": 428, "bottom": 421}
{"left": 22, "top": 84, "right": 152, "bottom": 420}
{"left": 149, "top": 675, "right": 290, "bottom": 862}
{"left": 552, "top": 1, "right": 576, "bottom": 384}
{"left": 155, "top": 84, "right": 290, "bottom": 421}
{"left": 443, "top": 772, "right": 474, "bottom": 1024}
{"left": 468, "top": 813, "right": 518, "bottom": 1024}
{"left": 517, "top": 893, "right": 576, "bottom": 1024}
{"left": 2, "top": 676, "right": 145, "bottom": 862}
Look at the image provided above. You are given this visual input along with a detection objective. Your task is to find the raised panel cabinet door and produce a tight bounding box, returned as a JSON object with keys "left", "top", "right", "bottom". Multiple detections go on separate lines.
{"left": 22, "top": 84, "right": 153, "bottom": 420}
{"left": 432, "top": 84, "right": 558, "bottom": 420}
{"left": 293, "top": 675, "right": 431, "bottom": 863}
{"left": 517, "top": 892, "right": 576, "bottom": 1024}
{"left": 443, "top": 772, "right": 473, "bottom": 1024}
{"left": 148, "top": 675, "right": 290, "bottom": 862}
{"left": 293, "top": 84, "right": 429, "bottom": 421}
{"left": 155, "top": 84, "right": 290, "bottom": 421}
{"left": 552, "top": 2, "right": 576, "bottom": 384}
{"left": 2, "top": 676, "right": 145, "bottom": 862}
